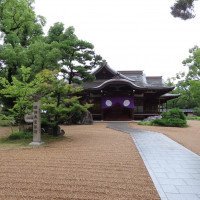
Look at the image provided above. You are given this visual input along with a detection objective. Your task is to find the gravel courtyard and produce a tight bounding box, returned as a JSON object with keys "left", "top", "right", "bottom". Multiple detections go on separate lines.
{"left": 0, "top": 123, "right": 160, "bottom": 200}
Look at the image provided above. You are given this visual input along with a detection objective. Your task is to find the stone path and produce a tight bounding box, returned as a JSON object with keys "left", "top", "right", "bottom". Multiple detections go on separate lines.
{"left": 107, "top": 122, "right": 200, "bottom": 200}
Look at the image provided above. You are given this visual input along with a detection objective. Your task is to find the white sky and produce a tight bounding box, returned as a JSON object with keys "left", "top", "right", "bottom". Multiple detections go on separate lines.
{"left": 34, "top": 0, "right": 200, "bottom": 80}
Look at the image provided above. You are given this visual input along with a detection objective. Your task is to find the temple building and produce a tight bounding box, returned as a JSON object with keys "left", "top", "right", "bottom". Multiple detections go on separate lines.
{"left": 80, "top": 65, "right": 180, "bottom": 121}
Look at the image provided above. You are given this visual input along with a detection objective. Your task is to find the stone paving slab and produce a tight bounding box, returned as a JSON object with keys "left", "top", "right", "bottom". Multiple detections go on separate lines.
{"left": 107, "top": 122, "right": 200, "bottom": 200}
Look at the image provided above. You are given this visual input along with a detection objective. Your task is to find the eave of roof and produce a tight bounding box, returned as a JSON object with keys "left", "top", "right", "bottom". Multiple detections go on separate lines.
{"left": 160, "top": 93, "right": 181, "bottom": 100}
{"left": 91, "top": 79, "right": 144, "bottom": 90}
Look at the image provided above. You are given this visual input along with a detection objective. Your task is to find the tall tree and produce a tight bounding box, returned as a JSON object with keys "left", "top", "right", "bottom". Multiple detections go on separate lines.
{"left": 190, "top": 81, "right": 200, "bottom": 106}
{"left": 171, "top": 0, "right": 195, "bottom": 20}
{"left": 0, "top": 0, "right": 46, "bottom": 108}
{"left": 47, "top": 23, "right": 103, "bottom": 84}
{"left": 166, "top": 46, "right": 200, "bottom": 109}
{"left": 0, "top": 0, "right": 46, "bottom": 83}
{"left": 182, "top": 46, "right": 200, "bottom": 81}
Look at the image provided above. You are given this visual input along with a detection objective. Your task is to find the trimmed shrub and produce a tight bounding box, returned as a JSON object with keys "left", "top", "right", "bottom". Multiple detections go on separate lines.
{"left": 8, "top": 131, "right": 32, "bottom": 140}
{"left": 153, "top": 108, "right": 187, "bottom": 127}
{"left": 162, "top": 108, "right": 186, "bottom": 120}
{"left": 138, "top": 108, "right": 187, "bottom": 127}
{"left": 153, "top": 118, "right": 187, "bottom": 127}
{"left": 152, "top": 119, "right": 169, "bottom": 126}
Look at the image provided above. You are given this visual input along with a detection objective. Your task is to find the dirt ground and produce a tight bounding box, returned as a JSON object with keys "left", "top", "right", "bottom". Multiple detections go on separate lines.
{"left": 129, "top": 120, "right": 200, "bottom": 155}
{"left": 0, "top": 123, "right": 160, "bottom": 200}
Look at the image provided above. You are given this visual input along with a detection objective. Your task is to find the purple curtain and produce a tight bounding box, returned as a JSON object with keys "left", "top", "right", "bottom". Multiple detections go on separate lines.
{"left": 102, "top": 97, "right": 134, "bottom": 109}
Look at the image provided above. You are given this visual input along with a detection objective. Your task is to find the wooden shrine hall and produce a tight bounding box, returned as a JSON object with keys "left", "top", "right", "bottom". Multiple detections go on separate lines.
{"left": 80, "top": 65, "right": 179, "bottom": 121}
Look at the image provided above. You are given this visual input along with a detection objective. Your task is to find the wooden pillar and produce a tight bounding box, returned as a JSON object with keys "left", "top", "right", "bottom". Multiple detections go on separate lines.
{"left": 132, "top": 108, "right": 134, "bottom": 120}
{"left": 101, "top": 108, "right": 104, "bottom": 121}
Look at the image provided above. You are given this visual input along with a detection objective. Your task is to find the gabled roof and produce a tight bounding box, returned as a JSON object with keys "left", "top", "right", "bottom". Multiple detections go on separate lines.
{"left": 81, "top": 65, "right": 174, "bottom": 91}
{"left": 92, "top": 64, "right": 117, "bottom": 76}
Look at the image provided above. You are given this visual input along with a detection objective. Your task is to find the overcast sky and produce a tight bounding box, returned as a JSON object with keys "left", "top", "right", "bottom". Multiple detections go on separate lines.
{"left": 34, "top": 0, "right": 200, "bottom": 80}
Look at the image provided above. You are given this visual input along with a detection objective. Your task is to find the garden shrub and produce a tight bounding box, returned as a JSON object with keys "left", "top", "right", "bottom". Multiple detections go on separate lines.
{"left": 8, "top": 131, "right": 32, "bottom": 140}
{"left": 139, "top": 108, "right": 187, "bottom": 127}
{"left": 153, "top": 108, "right": 187, "bottom": 127}
{"left": 162, "top": 108, "right": 186, "bottom": 120}
{"left": 153, "top": 118, "right": 187, "bottom": 127}
{"left": 152, "top": 119, "right": 169, "bottom": 126}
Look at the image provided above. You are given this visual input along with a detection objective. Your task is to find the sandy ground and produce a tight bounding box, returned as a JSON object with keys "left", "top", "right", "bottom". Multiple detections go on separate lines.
{"left": 0, "top": 123, "right": 160, "bottom": 200}
{"left": 129, "top": 120, "right": 200, "bottom": 156}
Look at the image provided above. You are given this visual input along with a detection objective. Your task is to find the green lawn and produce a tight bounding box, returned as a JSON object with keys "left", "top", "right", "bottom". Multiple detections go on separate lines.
{"left": 186, "top": 116, "right": 200, "bottom": 121}
{"left": 0, "top": 134, "right": 67, "bottom": 150}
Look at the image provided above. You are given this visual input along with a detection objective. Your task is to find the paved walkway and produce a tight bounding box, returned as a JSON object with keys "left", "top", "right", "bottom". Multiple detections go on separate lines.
{"left": 107, "top": 122, "right": 200, "bottom": 200}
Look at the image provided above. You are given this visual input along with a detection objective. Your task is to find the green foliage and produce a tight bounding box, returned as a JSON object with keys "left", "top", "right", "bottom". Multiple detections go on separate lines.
{"left": 0, "top": 0, "right": 46, "bottom": 108}
{"left": 0, "top": 0, "right": 45, "bottom": 68}
{"left": 166, "top": 46, "right": 200, "bottom": 109}
{"left": 190, "top": 81, "right": 200, "bottom": 107}
{"left": 193, "top": 107, "right": 200, "bottom": 116}
{"left": 8, "top": 131, "right": 32, "bottom": 140}
{"left": 171, "top": 0, "right": 195, "bottom": 20}
{"left": 26, "top": 40, "right": 61, "bottom": 75}
{"left": 162, "top": 108, "right": 186, "bottom": 120}
{"left": 187, "top": 116, "right": 200, "bottom": 120}
{"left": 34, "top": 69, "right": 93, "bottom": 127}
{"left": 153, "top": 118, "right": 187, "bottom": 127}
{"left": 0, "top": 120, "right": 12, "bottom": 126}
{"left": 0, "top": 0, "right": 101, "bottom": 129}
{"left": 139, "top": 109, "right": 188, "bottom": 127}
{"left": 138, "top": 121, "right": 154, "bottom": 126}
{"left": 182, "top": 46, "right": 200, "bottom": 81}
{"left": 0, "top": 0, "right": 45, "bottom": 46}
{"left": 70, "top": 110, "right": 83, "bottom": 124}
{"left": 0, "top": 66, "right": 45, "bottom": 126}
{"left": 46, "top": 23, "right": 103, "bottom": 84}
{"left": 153, "top": 108, "right": 187, "bottom": 127}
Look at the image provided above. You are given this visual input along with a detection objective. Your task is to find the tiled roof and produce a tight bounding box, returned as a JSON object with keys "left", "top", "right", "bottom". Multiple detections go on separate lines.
{"left": 81, "top": 65, "right": 174, "bottom": 91}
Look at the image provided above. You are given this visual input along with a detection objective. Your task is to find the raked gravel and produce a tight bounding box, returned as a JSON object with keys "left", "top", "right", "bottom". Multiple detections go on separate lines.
{"left": 0, "top": 123, "right": 160, "bottom": 200}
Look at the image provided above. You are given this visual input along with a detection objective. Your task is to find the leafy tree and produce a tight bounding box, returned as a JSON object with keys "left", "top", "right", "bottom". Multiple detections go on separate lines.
{"left": 182, "top": 46, "right": 200, "bottom": 81}
{"left": 166, "top": 72, "right": 198, "bottom": 109}
{"left": 190, "top": 80, "right": 200, "bottom": 106}
{"left": 171, "top": 0, "right": 195, "bottom": 20}
{"left": 166, "top": 46, "right": 200, "bottom": 109}
{"left": 36, "top": 69, "right": 92, "bottom": 134}
{"left": 0, "top": 0, "right": 46, "bottom": 82}
{"left": 46, "top": 23, "right": 103, "bottom": 84}
{"left": 0, "top": 0, "right": 47, "bottom": 109}
{"left": 26, "top": 40, "right": 61, "bottom": 76}
{"left": 0, "top": 0, "right": 45, "bottom": 47}
{"left": 0, "top": 66, "right": 41, "bottom": 128}
{"left": 0, "top": 66, "right": 92, "bottom": 132}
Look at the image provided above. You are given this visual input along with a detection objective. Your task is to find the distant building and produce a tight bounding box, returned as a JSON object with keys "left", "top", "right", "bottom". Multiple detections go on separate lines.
{"left": 80, "top": 65, "right": 180, "bottom": 121}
